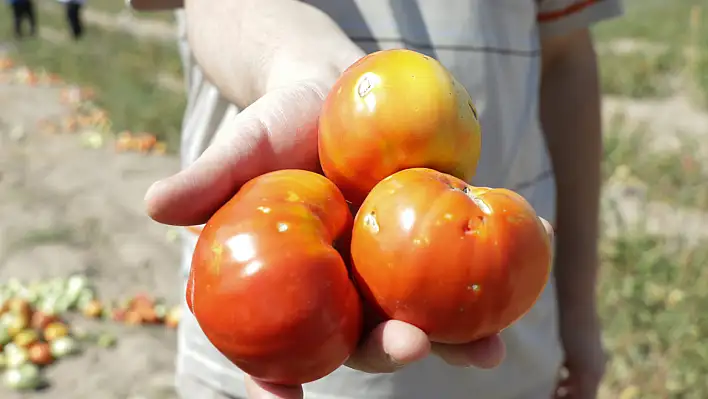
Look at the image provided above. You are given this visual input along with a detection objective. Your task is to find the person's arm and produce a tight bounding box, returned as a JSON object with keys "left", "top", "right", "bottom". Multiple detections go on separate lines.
{"left": 538, "top": 1, "right": 622, "bottom": 396}
{"left": 540, "top": 28, "right": 601, "bottom": 320}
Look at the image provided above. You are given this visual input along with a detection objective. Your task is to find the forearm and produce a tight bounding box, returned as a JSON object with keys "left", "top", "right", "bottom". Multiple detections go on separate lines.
{"left": 540, "top": 32, "right": 602, "bottom": 308}
{"left": 183, "top": 0, "right": 363, "bottom": 107}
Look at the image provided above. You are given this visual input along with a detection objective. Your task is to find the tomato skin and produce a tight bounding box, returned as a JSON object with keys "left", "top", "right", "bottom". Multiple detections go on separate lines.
{"left": 318, "top": 49, "right": 482, "bottom": 205}
{"left": 187, "top": 170, "right": 363, "bottom": 385}
{"left": 350, "top": 168, "right": 551, "bottom": 344}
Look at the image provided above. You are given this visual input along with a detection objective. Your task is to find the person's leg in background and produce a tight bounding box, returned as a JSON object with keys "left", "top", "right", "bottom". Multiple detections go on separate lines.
{"left": 10, "top": 0, "right": 25, "bottom": 39}
{"left": 25, "top": 0, "right": 37, "bottom": 37}
{"left": 73, "top": 1, "right": 84, "bottom": 39}
{"left": 66, "top": 1, "right": 83, "bottom": 40}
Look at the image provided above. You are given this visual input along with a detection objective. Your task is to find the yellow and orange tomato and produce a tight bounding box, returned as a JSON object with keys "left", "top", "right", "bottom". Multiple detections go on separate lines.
{"left": 318, "top": 49, "right": 481, "bottom": 205}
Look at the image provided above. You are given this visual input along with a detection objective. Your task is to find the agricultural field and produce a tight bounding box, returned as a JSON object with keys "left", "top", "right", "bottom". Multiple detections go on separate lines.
{"left": 0, "top": 0, "right": 707, "bottom": 398}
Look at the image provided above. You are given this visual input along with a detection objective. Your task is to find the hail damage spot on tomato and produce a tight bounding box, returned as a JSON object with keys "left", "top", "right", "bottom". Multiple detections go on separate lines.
{"left": 357, "top": 73, "right": 378, "bottom": 98}
{"left": 463, "top": 216, "right": 485, "bottom": 235}
{"left": 363, "top": 211, "right": 380, "bottom": 234}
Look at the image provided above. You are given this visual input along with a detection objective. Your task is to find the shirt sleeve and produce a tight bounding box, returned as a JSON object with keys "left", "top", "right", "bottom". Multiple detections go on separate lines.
{"left": 537, "top": 0, "right": 624, "bottom": 38}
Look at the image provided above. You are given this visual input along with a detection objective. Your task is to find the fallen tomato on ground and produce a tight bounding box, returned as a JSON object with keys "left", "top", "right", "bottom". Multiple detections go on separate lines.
{"left": 318, "top": 48, "right": 481, "bottom": 205}
{"left": 187, "top": 169, "right": 363, "bottom": 385}
{"left": 350, "top": 168, "right": 552, "bottom": 344}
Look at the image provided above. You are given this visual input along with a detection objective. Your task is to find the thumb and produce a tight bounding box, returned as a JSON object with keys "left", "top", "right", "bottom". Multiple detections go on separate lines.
{"left": 144, "top": 81, "right": 330, "bottom": 226}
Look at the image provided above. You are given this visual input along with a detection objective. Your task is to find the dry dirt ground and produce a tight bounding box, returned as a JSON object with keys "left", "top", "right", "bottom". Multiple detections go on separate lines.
{"left": 0, "top": 67, "right": 183, "bottom": 398}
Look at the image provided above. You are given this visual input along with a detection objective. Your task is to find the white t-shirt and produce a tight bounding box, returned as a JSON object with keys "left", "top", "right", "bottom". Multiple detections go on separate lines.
{"left": 173, "top": 1, "right": 622, "bottom": 398}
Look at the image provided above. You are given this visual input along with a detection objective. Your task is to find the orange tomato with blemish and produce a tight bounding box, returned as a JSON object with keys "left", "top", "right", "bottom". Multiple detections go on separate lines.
{"left": 318, "top": 49, "right": 482, "bottom": 205}
{"left": 187, "top": 170, "right": 363, "bottom": 385}
{"left": 350, "top": 168, "right": 551, "bottom": 344}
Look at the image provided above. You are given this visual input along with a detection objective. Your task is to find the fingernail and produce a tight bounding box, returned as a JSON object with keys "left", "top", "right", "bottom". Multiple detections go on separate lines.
{"left": 385, "top": 353, "right": 405, "bottom": 369}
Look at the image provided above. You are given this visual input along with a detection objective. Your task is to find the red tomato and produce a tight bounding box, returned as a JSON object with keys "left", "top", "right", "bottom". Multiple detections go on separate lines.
{"left": 318, "top": 49, "right": 481, "bottom": 205}
{"left": 350, "top": 168, "right": 551, "bottom": 344}
{"left": 187, "top": 170, "right": 363, "bottom": 385}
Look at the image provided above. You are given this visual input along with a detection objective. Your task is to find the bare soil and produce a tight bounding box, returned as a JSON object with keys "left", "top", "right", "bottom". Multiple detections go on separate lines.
{"left": 0, "top": 71, "right": 183, "bottom": 399}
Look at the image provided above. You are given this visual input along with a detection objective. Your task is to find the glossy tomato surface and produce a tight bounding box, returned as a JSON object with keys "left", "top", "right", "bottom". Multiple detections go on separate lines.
{"left": 187, "top": 170, "right": 363, "bottom": 385}
{"left": 318, "top": 49, "right": 482, "bottom": 205}
{"left": 350, "top": 168, "right": 551, "bottom": 344}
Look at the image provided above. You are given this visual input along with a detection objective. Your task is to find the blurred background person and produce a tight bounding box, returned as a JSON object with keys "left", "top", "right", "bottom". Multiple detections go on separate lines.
{"left": 7, "top": 0, "right": 37, "bottom": 39}
{"left": 58, "top": 0, "right": 85, "bottom": 40}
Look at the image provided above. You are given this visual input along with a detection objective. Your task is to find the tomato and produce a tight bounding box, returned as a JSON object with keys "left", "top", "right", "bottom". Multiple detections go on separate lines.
{"left": 318, "top": 49, "right": 481, "bottom": 205}
{"left": 28, "top": 342, "right": 54, "bottom": 366}
{"left": 350, "top": 168, "right": 551, "bottom": 344}
{"left": 187, "top": 170, "right": 363, "bottom": 385}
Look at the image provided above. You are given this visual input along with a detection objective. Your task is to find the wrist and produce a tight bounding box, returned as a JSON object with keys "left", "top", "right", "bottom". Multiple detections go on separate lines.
{"left": 265, "top": 48, "right": 362, "bottom": 97}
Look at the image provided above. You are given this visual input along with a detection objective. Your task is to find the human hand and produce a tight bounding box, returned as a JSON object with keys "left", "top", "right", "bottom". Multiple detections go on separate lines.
{"left": 244, "top": 323, "right": 505, "bottom": 399}
{"left": 145, "top": 80, "right": 336, "bottom": 225}
{"left": 145, "top": 50, "right": 552, "bottom": 398}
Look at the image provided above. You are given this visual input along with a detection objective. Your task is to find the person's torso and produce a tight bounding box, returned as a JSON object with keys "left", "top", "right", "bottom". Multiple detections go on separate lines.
{"left": 175, "top": 1, "right": 562, "bottom": 398}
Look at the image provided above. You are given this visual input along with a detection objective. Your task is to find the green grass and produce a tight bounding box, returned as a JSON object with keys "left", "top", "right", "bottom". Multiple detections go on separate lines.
{"left": 599, "top": 114, "right": 708, "bottom": 398}
{"left": 593, "top": 0, "right": 708, "bottom": 43}
{"left": 0, "top": 1, "right": 185, "bottom": 150}
{"left": 603, "top": 115, "right": 708, "bottom": 210}
{"left": 598, "top": 232, "right": 708, "bottom": 399}
{"left": 593, "top": 0, "right": 708, "bottom": 102}
{"left": 597, "top": 48, "right": 680, "bottom": 98}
